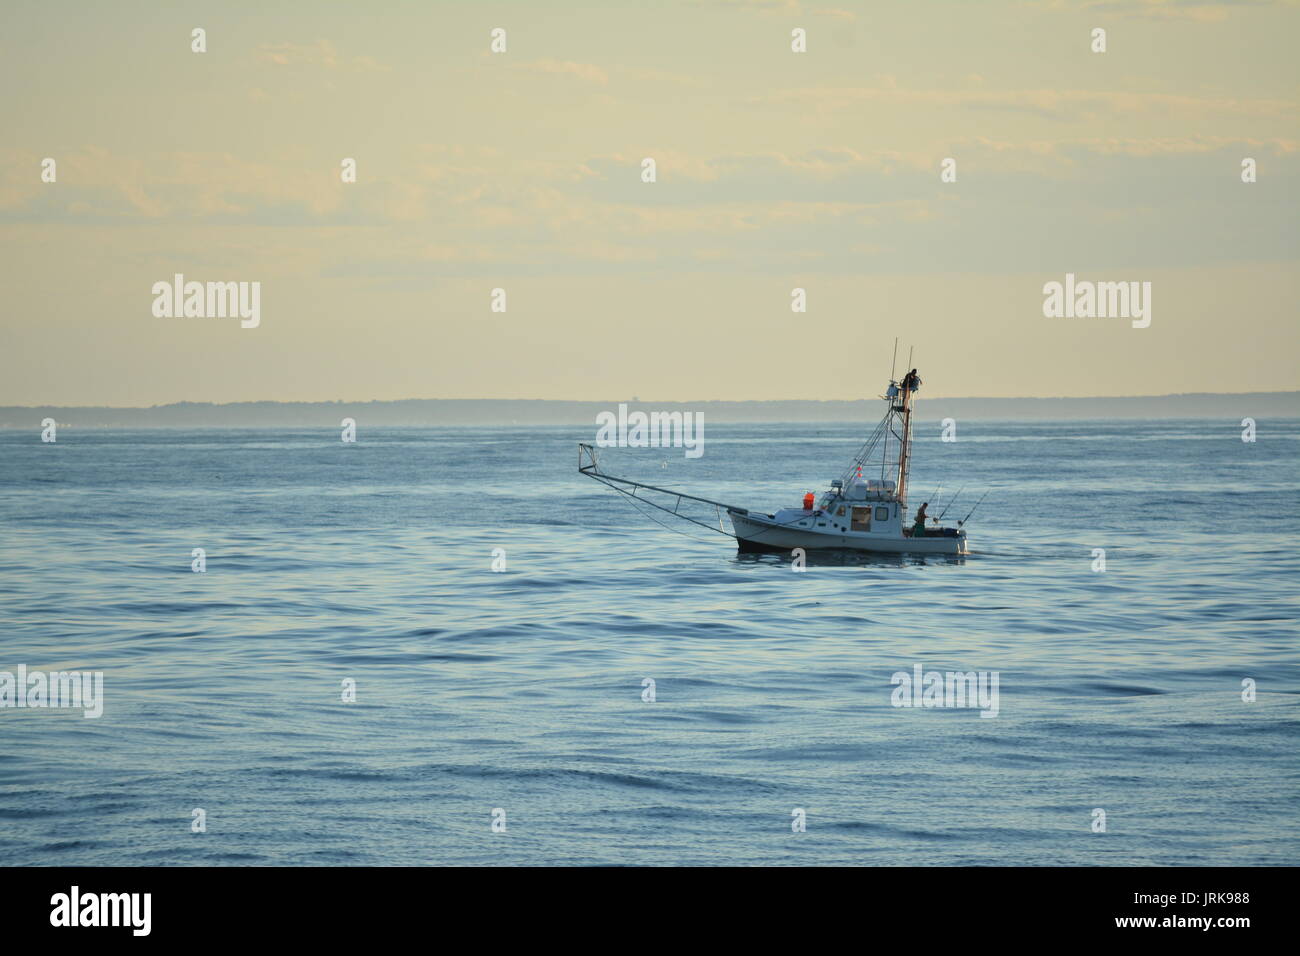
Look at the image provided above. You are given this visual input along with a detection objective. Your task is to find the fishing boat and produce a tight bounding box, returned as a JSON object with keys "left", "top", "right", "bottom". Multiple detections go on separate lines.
{"left": 578, "top": 368, "right": 973, "bottom": 557}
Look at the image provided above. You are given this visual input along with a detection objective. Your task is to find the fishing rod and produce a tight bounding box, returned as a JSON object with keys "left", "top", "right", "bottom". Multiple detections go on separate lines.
{"left": 936, "top": 485, "right": 965, "bottom": 521}
{"left": 957, "top": 490, "right": 991, "bottom": 527}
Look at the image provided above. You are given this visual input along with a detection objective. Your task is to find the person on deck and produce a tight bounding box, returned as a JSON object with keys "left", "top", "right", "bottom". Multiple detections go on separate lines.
{"left": 912, "top": 502, "right": 928, "bottom": 538}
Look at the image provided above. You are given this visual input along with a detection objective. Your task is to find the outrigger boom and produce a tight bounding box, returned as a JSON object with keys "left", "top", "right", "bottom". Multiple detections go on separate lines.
{"left": 578, "top": 443, "right": 746, "bottom": 536}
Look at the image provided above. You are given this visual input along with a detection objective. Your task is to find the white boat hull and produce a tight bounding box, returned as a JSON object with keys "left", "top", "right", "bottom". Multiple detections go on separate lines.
{"left": 729, "top": 510, "right": 968, "bottom": 555}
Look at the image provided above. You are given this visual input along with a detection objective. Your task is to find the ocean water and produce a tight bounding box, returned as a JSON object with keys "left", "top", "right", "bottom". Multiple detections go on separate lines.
{"left": 0, "top": 419, "right": 1296, "bottom": 866}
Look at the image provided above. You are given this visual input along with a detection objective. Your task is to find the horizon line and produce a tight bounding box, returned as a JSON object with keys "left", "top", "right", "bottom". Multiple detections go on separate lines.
{"left": 5, "top": 389, "right": 1299, "bottom": 410}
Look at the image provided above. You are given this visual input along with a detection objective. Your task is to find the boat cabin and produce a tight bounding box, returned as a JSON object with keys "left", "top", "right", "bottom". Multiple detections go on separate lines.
{"left": 770, "top": 475, "right": 904, "bottom": 538}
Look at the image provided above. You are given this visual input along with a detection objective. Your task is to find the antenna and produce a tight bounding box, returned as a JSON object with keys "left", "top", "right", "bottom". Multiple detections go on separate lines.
{"left": 906, "top": 345, "right": 914, "bottom": 373}
{"left": 890, "top": 338, "right": 898, "bottom": 383}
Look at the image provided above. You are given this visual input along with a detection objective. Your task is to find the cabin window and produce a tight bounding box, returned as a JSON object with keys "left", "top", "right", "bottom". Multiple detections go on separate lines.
{"left": 850, "top": 507, "right": 872, "bottom": 531}
{"left": 875, "top": 506, "right": 890, "bottom": 521}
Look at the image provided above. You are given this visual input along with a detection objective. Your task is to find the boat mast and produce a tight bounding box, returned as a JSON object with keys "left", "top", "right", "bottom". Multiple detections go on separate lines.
{"left": 845, "top": 343, "right": 914, "bottom": 501}
{"left": 894, "top": 348, "right": 915, "bottom": 507}
{"left": 896, "top": 378, "right": 913, "bottom": 506}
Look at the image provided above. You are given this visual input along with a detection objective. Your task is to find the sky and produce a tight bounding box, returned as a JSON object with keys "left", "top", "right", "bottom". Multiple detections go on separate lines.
{"left": 1, "top": 0, "right": 1297, "bottom": 405}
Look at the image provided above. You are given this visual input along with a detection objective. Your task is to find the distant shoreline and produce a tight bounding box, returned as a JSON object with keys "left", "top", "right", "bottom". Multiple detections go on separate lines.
{"left": 2, "top": 392, "right": 1296, "bottom": 427}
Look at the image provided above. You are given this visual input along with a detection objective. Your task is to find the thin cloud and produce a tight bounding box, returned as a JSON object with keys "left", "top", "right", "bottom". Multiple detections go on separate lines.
{"left": 514, "top": 58, "right": 609, "bottom": 85}
{"left": 751, "top": 85, "right": 1297, "bottom": 120}
{"left": 1081, "top": 0, "right": 1284, "bottom": 22}
{"left": 258, "top": 39, "right": 389, "bottom": 72}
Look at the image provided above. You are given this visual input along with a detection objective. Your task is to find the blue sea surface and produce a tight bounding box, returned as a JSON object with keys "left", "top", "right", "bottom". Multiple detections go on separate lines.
{"left": 0, "top": 419, "right": 1297, "bottom": 866}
